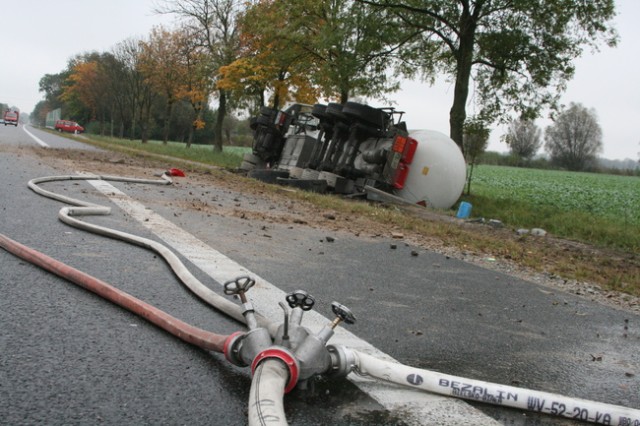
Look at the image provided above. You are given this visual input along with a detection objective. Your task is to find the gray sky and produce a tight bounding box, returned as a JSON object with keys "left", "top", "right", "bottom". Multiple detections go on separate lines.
{"left": 1, "top": 0, "right": 638, "bottom": 160}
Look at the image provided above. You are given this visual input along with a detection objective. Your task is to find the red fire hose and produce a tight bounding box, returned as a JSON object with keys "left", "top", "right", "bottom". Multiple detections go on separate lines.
{"left": 0, "top": 232, "right": 230, "bottom": 353}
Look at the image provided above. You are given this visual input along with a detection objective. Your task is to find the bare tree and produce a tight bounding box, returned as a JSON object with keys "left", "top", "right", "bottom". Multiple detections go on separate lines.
{"left": 545, "top": 103, "right": 602, "bottom": 171}
{"left": 504, "top": 119, "right": 542, "bottom": 164}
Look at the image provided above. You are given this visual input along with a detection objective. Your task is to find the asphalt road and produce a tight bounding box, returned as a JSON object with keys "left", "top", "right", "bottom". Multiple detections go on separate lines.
{"left": 1, "top": 125, "right": 638, "bottom": 425}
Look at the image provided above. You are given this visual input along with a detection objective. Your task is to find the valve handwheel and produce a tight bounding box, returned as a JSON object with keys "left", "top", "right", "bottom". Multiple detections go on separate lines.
{"left": 331, "top": 301, "right": 356, "bottom": 325}
{"left": 224, "top": 276, "right": 256, "bottom": 296}
{"left": 286, "top": 290, "right": 315, "bottom": 311}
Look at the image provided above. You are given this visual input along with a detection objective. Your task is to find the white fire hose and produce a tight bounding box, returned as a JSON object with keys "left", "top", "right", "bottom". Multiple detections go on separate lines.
{"left": 249, "top": 359, "right": 290, "bottom": 426}
{"left": 27, "top": 173, "right": 273, "bottom": 330}
{"left": 345, "top": 348, "right": 640, "bottom": 425}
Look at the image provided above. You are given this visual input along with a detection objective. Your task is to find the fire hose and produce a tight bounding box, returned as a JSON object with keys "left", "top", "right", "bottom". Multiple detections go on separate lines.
{"left": 1, "top": 171, "right": 639, "bottom": 425}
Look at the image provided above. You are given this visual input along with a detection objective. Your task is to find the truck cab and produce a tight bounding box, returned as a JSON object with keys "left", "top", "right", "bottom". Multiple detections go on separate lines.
{"left": 3, "top": 110, "right": 19, "bottom": 126}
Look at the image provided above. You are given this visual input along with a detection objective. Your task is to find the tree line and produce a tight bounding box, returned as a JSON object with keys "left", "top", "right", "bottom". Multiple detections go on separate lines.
{"left": 31, "top": 0, "right": 617, "bottom": 162}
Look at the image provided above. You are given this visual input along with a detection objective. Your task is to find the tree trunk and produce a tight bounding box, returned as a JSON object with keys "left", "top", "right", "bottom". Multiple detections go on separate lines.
{"left": 449, "top": 9, "right": 478, "bottom": 153}
{"left": 140, "top": 95, "right": 152, "bottom": 144}
{"left": 465, "top": 162, "right": 474, "bottom": 195}
{"left": 213, "top": 89, "right": 227, "bottom": 152}
{"left": 340, "top": 89, "right": 349, "bottom": 104}
{"left": 162, "top": 98, "right": 174, "bottom": 145}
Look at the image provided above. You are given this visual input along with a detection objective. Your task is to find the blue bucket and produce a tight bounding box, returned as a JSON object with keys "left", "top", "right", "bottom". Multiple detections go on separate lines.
{"left": 456, "top": 201, "right": 472, "bottom": 219}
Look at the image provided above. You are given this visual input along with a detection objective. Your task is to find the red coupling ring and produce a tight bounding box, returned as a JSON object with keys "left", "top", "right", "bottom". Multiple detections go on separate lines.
{"left": 223, "top": 332, "right": 246, "bottom": 366}
{"left": 251, "top": 347, "right": 299, "bottom": 394}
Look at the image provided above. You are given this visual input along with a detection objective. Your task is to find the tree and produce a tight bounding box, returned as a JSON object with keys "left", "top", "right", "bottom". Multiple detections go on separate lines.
{"left": 229, "top": 0, "right": 404, "bottom": 107}
{"left": 218, "top": 0, "right": 319, "bottom": 111}
{"left": 544, "top": 102, "right": 602, "bottom": 171}
{"left": 157, "top": 0, "right": 243, "bottom": 152}
{"left": 60, "top": 53, "right": 116, "bottom": 130}
{"left": 139, "top": 26, "right": 188, "bottom": 144}
{"left": 504, "top": 119, "right": 542, "bottom": 164}
{"left": 112, "top": 38, "right": 153, "bottom": 140}
{"left": 174, "top": 25, "right": 215, "bottom": 147}
{"left": 462, "top": 116, "right": 490, "bottom": 195}
{"left": 357, "top": 0, "right": 617, "bottom": 151}
{"left": 39, "top": 72, "right": 69, "bottom": 112}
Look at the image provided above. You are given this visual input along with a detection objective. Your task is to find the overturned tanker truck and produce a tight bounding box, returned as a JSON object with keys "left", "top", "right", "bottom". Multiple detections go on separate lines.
{"left": 242, "top": 101, "right": 467, "bottom": 209}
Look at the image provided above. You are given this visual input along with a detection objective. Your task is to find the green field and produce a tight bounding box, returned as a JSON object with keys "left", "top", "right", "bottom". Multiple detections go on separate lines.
{"left": 464, "top": 165, "right": 640, "bottom": 251}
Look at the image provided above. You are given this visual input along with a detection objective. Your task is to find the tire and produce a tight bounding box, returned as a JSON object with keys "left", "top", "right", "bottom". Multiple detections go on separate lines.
{"left": 248, "top": 169, "right": 290, "bottom": 184}
{"left": 260, "top": 106, "right": 277, "bottom": 116}
{"left": 276, "top": 178, "right": 327, "bottom": 193}
{"left": 325, "top": 103, "right": 350, "bottom": 124}
{"left": 243, "top": 152, "right": 263, "bottom": 164}
{"left": 239, "top": 160, "right": 256, "bottom": 171}
{"left": 342, "top": 101, "right": 387, "bottom": 129}
{"left": 311, "top": 104, "right": 329, "bottom": 120}
{"left": 256, "top": 115, "right": 274, "bottom": 127}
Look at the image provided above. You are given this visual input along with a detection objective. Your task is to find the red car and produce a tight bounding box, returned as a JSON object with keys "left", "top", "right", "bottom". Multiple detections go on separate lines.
{"left": 55, "top": 120, "right": 84, "bottom": 133}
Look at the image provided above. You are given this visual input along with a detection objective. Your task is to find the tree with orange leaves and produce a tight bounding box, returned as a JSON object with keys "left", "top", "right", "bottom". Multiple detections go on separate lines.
{"left": 139, "top": 26, "right": 188, "bottom": 144}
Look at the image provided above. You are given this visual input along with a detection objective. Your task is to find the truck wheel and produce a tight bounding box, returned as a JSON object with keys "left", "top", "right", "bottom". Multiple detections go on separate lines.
{"left": 326, "top": 103, "right": 350, "bottom": 124}
{"left": 256, "top": 115, "right": 274, "bottom": 127}
{"left": 243, "top": 153, "right": 263, "bottom": 164}
{"left": 248, "top": 169, "right": 290, "bottom": 184}
{"left": 342, "top": 102, "right": 387, "bottom": 130}
{"left": 260, "top": 106, "right": 277, "bottom": 116}
{"left": 239, "top": 160, "right": 256, "bottom": 171}
{"left": 312, "top": 104, "right": 329, "bottom": 121}
{"left": 276, "top": 178, "right": 328, "bottom": 193}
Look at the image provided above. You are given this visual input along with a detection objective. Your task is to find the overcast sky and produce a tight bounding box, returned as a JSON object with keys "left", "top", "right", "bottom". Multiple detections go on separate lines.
{"left": 1, "top": 0, "right": 638, "bottom": 160}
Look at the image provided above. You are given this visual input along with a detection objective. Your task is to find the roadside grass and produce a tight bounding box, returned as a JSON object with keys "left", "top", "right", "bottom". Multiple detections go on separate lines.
{"left": 74, "top": 134, "right": 639, "bottom": 295}
{"left": 79, "top": 134, "right": 247, "bottom": 169}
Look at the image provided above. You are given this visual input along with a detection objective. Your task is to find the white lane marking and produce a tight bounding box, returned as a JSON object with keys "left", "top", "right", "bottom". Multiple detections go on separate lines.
{"left": 22, "top": 125, "right": 50, "bottom": 148}
{"left": 86, "top": 179, "right": 499, "bottom": 425}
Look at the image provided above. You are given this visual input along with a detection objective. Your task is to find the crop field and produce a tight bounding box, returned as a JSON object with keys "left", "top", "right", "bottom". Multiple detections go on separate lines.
{"left": 467, "top": 165, "right": 639, "bottom": 250}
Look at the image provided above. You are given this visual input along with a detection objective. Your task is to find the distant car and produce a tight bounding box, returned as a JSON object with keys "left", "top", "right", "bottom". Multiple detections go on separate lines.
{"left": 55, "top": 120, "right": 84, "bottom": 133}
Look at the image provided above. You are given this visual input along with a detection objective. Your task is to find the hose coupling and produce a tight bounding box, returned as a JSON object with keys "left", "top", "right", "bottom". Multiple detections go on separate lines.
{"left": 326, "top": 345, "right": 357, "bottom": 378}
{"left": 251, "top": 347, "right": 300, "bottom": 394}
{"left": 223, "top": 332, "right": 247, "bottom": 366}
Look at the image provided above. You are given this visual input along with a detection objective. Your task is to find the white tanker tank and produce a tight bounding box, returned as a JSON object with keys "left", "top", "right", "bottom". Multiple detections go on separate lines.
{"left": 246, "top": 102, "right": 467, "bottom": 210}
{"left": 398, "top": 129, "right": 466, "bottom": 209}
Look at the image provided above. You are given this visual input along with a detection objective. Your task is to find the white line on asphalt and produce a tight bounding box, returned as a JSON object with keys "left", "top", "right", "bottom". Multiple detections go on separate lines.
{"left": 22, "top": 125, "right": 50, "bottom": 148}
{"left": 86, "top": 178, "right": 498, "bottom": 426}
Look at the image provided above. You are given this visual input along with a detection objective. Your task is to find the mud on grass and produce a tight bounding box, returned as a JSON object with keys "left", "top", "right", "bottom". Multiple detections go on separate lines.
{"left": 26, "top": 146, "right": 640, "bottom": 313}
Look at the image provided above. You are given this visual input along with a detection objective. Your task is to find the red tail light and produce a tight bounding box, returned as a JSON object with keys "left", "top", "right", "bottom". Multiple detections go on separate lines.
{"left": 402, "top": 137, "right": 418, "bottom": 164}
{"left": 392, "top": 135, "right": 407, "bottom": 153}
{"left": 393, "top": 163, "right": 410, "bottom": 189}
